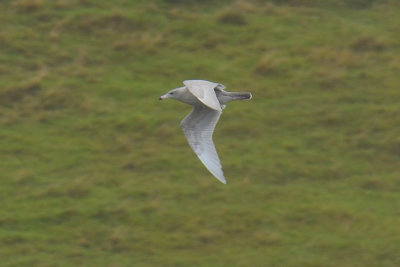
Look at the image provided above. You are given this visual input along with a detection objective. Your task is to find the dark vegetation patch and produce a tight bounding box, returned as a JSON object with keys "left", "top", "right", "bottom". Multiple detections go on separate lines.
{"left": 350, "top": 36, "right": 388, "bottom": 52}
{"left": 163, "top": 0, "right": 215, "bottom": 4}
{"left": 12, "top": 0, "right": 45, "bottom": 13}
{"left": 270, "top": 0, "right": 386, "bottom": 9}
{"left": 75, "top": 12, "right": 146, "bottom": 34}
{"left": 0, "top": 81, "right": 42, "bottom": 106}
{"left": 216, "top": 8, "right": 247, "bottom": 25}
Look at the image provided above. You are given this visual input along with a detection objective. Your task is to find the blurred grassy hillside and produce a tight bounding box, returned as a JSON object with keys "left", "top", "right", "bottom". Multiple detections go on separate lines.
{"left": 1, "top": 0, "right": 400, "bottom": 266}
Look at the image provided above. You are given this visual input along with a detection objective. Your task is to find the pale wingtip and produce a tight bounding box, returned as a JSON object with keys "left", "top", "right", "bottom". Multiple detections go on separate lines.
{"left": 216, "top": 176, "right": 227, "bottom": 184}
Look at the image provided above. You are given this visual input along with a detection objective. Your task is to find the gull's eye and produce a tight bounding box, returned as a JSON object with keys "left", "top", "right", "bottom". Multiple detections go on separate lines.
{"left": 170, "top": 92, "right": 174, "bottom": 95}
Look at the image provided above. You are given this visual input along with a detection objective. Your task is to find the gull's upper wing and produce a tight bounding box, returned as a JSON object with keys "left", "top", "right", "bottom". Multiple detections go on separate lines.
{"left": 183, "top": 80, "right": 222, "bottom": 111}
{"left": 181, "top": 105, "right": 226, "bottom": 184}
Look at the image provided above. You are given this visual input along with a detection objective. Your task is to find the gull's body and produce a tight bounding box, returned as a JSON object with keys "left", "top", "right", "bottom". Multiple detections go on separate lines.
{"left": 159, "top": 80, "right": 252, "bottom": 184}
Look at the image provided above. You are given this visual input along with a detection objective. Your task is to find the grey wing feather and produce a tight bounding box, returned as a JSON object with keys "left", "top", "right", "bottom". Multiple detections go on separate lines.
{"left": 183, "top": 80, "right": 222, "bottom": 112}
{"left": 181, "top": 105, "right": 226, "bottom": 184}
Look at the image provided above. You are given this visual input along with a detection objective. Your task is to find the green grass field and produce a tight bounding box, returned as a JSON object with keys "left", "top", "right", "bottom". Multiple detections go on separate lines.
{"left": 1, "top": 0, "right": 400, "bottom": 266}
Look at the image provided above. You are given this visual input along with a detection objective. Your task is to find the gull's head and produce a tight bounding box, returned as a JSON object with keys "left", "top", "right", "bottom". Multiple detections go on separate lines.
{"left": 159, "top": 87, "right": 185, "bottom": 100}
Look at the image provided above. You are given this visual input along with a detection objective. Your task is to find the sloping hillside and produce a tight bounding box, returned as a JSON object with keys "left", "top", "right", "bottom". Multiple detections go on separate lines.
{"left": 1, "top": 0, "right": 399, "bottom": 266}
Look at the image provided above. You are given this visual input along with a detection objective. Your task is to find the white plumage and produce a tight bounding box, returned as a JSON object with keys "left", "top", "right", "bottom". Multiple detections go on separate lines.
{"left": 183, "top": 80, "right": 222, "bottom": 111}
{"left": 159, "top": 80, "right": 252, "bottom": 184}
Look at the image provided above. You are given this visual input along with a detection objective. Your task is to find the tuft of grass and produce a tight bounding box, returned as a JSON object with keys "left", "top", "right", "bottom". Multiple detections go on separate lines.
{"left": 253, "top": 52, "right": 286, "bottom": 75}
{"left": 263, "top": 2, "right": 277, "bottom": 14}
{"left": 104, "top": 227, "right": 129, "bottom": 252}
{"left": 309, "top": 47, "right": 359, "bottom": 68}
{"left": 361, "top": 178, "right": 388, "bottom": 191}
{"left": 216, "top": 8, "right": 247, "bottom": 25}
{"left": 0, "top": 81, "right": 42, "bottom": 106}
{"left": 350, "top": 35, "right": 388, "bottom": 52}
{"left": 313, "top": 69, "right": 346, "bottom": 90}
{"left": 167, "top": 7, "right": 180, "bottom": 19}
{"left": 113, "top": 33, "right": 166, "bottom": 53}
{"left": 252, "top": 231, "right": 282, "bottom": 246}
{"left": 12, "top": 0, "right": 45, "bottom": 12}
{"left": 66, "top": 178, "right": 92, "bottom": 198}
{"left": 233, "top": 0, "right": 256, "bottom": 13}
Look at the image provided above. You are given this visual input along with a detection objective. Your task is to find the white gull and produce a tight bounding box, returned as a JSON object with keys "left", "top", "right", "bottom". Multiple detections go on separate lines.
{"left": 159, "top": 80, "right": 252, "bottom": 184}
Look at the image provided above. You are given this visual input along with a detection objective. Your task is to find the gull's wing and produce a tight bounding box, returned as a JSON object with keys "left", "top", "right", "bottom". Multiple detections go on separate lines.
{"left": 181, "top": 105, "right": 226, "bottom": 184}
{"left": 183, "top": 80, "right": 222, "bottom": 112}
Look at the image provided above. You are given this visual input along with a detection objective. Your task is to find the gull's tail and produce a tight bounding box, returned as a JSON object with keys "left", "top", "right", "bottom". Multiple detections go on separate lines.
{"left": 230, "top": 92, "right": 252, "bottom": 101}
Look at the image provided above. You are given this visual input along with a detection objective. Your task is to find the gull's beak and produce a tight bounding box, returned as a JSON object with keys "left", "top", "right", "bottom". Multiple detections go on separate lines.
{"left": 159, "top": 94, "right": 167, "bottom": 100}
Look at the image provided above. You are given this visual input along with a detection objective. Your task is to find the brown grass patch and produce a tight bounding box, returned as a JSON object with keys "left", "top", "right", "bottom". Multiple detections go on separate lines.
{"left": 361, "top": 179, "right": 389, "bottom": 191}
{"left": 112, "top": 39, "right": 133, "bottom": 50}
{"left": 115, "top": 134, "right": 132, "bottom": 152}
{"left": 254, "top": 52, "right": 285, "bottom": 75}
{"left": 54, "top": 0, "right": 79, "bottom": 9}
{"left": 309, "top": 47, "right": 359, "bottom": 68}
{"left": 77, "top": 11, "right": 143, "bottom": 34}
{"left": 351, "top": 36, "right": 387, "bottom": 52}
{"left": 104, "top": 227, "right": 129, "bottom": 252}
{"left": 253, "top": 231, "right": 282, "bottom": 245}
{"left": 216, "top": 8, "right": 247, "bottom": 26}
{"left": 0, "top": 81, "right": 42, "bottom": 106}
{"left": 140, "top": 33, "right": 166, "bottom": 52}
{"left": 40, "top": 88, "right": 76, "bottom": 111}
{"left": 121, "top": 162, "right": 135, "bottom": 172}
{"left": 167, "top": 7, "right": 180, "bottom": 19}
{"left": 113, "top": 33, "right": 165, "bottom": 53}
{"left": 14, "top": 169, "right": 34, "bottom": 185}
{"left": 66, "top": 178, "right": 92, "bottom": 198}
{"left": 314, "top": 69, "right": 346, "bottom": 90}
{"left": 197, "top": 229, "right": 220, "bottom": 244}
{"left": 0, "top": 70, "right": 84, "bottom": 124}
{"left": 140, "top": 200, "right": 161, "bottom": 215}
{"left": 13, "top": 0, "right": 45, "bottom": 12}
{"left": 36, "top": 177, "right": 92, "bottom": 198}
{"left": 234, "top": 0, "right": 257, "bottom": 13}
{"left": 263, "top": 2, "right": 277, "bottom": 15}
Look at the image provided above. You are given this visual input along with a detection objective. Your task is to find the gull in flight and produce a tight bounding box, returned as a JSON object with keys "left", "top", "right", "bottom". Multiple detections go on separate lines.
{"left": 159, "top": 80, "right": 252, "bottom": 184}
